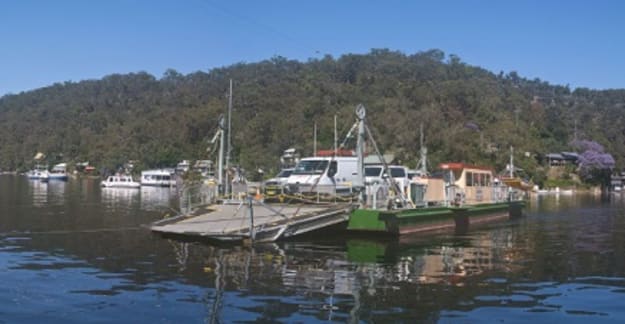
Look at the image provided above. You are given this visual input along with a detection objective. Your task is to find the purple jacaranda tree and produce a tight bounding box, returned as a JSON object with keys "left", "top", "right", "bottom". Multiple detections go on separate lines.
{"left": 570, "top": 140, "right": 615, "bottom": 185}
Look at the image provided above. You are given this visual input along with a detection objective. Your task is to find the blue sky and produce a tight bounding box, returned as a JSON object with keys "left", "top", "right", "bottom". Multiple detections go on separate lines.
{"left": 1, "top": 0, "right": 624, "bottom": 96}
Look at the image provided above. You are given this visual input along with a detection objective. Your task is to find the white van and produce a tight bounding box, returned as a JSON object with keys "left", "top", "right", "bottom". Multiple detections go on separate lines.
{"left": 286, "top": 156, "right": 361, "bottom": 195}
{"left": 364, "top": 164, "right": 410, "bottom": 193}
{"left": 364, "top": 165, "right": 385, "bottom": 185}
{"left": 387, "top": 165, "right": 410, "bottom": 195}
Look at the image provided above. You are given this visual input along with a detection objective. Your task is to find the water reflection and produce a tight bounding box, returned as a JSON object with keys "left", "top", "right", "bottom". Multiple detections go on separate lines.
{"left": 28, "top": 179, "right": 67, "bottom": 207}
{"left": 97, "top": 184, "right": 176, "bottom": 213}
{"left": 101, "top": 187, "right": 140, "bottom": 209}
{"left": 155, "top": 193, "right": 625, "bottom": 322}
{"left": 155, "top": 229, "right": 525, "bottom": 322}
{"left": 140, "top": 186, "right": 176, "bottom": 211}
{"left": 30, "top": 180, "right": 48, "bottom": 206}
{"left": 530, "top": 191, "right": 610, "bottom": 211}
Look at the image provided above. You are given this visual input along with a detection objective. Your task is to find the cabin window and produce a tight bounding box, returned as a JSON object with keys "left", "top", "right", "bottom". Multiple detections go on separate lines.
{"left": 293, "top": 160, "right": 329, "bottom": 175}
{"left": 452, "top": 170, "right": 462, "bottom": 183}
{"left": 390, "top": 167, "right": 405, "bottom": 178}
{"left": 365, "top": 167, "right": 383, "bottom": 177}
{"left": 327, "top": 161, "right": 338, "bottom": 177}
{"left": 466, "top": 172, "right": 474, "bottom": 187}
{"left": 470, "top": 172, "right": 492, "bottom": 186}
{"left": 443, "top": 170, "right": 457, "bottom": 184}
{"left": 277, "top": 169, "right": 293, "bottom": 178}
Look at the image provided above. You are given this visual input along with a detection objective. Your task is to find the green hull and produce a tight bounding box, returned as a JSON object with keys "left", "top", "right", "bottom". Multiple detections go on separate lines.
{"left": 347, "top": 200, "right": 525, "bottom": 235}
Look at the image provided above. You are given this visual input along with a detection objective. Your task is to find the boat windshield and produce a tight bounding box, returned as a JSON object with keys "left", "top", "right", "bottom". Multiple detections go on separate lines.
{"left": 277, "top": 169, "right": 293, "bottom": 178}
{"left": 365, "top": 167, "right": 383, "bottom": 177}
{"left": 293, "top": 160, "right": 329, "bottom": 175}
{"left": 389, "top": 167, "right": 406, "bottom": 178}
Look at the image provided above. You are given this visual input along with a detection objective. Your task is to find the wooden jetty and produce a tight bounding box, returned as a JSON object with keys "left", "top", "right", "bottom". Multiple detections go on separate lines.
{"left": 150, "top": 200, "right": 355, "bottom": 243}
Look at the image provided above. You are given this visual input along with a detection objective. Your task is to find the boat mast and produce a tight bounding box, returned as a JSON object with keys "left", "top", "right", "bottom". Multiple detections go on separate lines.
{"left": 313, "top": 122, "right": 317, "bottom": 157}
{"left": 418, "top": 123, "right": 428, "bottom": 175}
{"left": 209, "top": 115, "right": 226, "bottom": 194}
{"left": 509, "top": 146, "right": 514, "bottom": 178}
{"left": 355, "top": 104, "right": 366, "bottom": 194}
{"left": 334, "top": 114, "right": 337, "bottom": 155}
{"left": 225, "top": 79, "right": 233, "bottom": 196}
{"left": 218, "top": 116, "right": 225, "bottom": 191}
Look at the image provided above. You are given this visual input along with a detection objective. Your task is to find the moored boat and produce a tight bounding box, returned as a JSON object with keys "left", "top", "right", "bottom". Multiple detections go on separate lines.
{"left": 345, "top": 104, "right": 526, "bottom": 236}
{"left": 26, "top": 164, "right": 49, "bottom": 180}
{"left": 39, "top": 170, "right": 50, "bottom": 182}
{"left": 101, "top": 174, "right": 140, "bottom": 188}
{"left": 140, "top": 169, "right": 176, "bottom": 187}
{"left": 48, "top": 163, "right": 69, "bottom": 181}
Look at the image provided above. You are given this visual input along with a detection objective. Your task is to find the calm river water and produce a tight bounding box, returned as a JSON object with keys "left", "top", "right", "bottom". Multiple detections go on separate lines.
{"left": 1, "top": 175, "right": 625, "bottom": 323}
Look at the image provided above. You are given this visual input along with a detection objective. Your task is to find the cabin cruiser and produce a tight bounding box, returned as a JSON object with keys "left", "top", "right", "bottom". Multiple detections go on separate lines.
{"left": 48, "top": 163, "right": 69, "bottom": 181}
{"left": 101, "top": 174, "right": 140, "bottom": 188}
{"left": 26, "top": 164, "right": 49, "bottom": 180}
{"left": 176, "top": 160, "right": 191, "bottom": 174}
{"left": 140, "top": 169, "right": 176, "bottom": 187}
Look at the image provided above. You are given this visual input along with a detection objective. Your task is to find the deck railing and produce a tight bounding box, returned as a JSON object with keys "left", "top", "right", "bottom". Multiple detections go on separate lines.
{"left": 279, "top": 183, "right": 356, "bottom": 204}
{"left": 179, "top": 181, "right": 219, "bottom": 215}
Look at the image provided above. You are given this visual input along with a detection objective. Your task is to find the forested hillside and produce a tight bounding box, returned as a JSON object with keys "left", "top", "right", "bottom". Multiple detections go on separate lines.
{"left": 1, "top": 49, "right": 624, "bottom": 180}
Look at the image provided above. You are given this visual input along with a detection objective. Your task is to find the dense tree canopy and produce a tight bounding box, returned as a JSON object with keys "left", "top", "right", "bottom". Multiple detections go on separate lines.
{"left": 0, "top": 49, "right": 624, "bottom": 182}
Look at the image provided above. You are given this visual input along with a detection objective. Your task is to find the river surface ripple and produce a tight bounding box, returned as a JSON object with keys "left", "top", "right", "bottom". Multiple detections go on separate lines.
{"left": 1, "top": 175, "right": 625, "bottom": 323}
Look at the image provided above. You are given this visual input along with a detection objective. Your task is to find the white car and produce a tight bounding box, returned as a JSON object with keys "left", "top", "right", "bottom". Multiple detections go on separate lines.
{"left": 264, "top": 168, "right": 294, "bottom": 187}
{"left": 263, "top": 168, "right": 294, "bottom": 198}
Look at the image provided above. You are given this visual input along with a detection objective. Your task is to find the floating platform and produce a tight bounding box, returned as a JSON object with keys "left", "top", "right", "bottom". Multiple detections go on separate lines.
{"left": 150, "top": 202, "right": 355, "bottom": 243}
{"left": 347, "top": 200, "right": 525, "bottom": 235}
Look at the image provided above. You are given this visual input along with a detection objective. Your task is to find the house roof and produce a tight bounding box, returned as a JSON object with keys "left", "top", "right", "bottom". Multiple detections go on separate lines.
{"left": 546, "top": 153, "right": 564, "bottom": 160}
{"left": 546, "top": 152, "right": 579, "bottom": 161}
{"left": 561, "top": 152, "right": 579, "bottom": 160}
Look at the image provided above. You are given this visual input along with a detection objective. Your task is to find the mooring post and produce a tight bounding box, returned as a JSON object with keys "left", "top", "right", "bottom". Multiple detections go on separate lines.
{"left": 187, "top": 189, "right": 192, "bottom": 214}
{"left": 248, "top": 196, "right": 255, "bottom": 241}
{"left": 372, "top": 184, "right": 377, "bottom": 209}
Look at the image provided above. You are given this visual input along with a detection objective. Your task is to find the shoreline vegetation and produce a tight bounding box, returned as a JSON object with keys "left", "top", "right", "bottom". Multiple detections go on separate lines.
{"left": 1, "top": 49, "right": 623, "bottom": 189}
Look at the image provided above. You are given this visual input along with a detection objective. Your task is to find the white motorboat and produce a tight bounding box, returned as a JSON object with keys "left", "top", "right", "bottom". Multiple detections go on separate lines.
{"left": 39, "top": 170, "right": 50, "bottom": 182}
{"left": 101, "top": 174, "right": 140, "bottom": 188}
{"left": 48, "top": 163, "right": 69, "bottom": 181}
{"left": 175, "top": 160, "right": 190, "bottom": 174}
{"left": 140, "top": 169, "right": 176, "bottom": 187}
{"left": 26, "top": 164, "right": 49, "bottom": 180}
